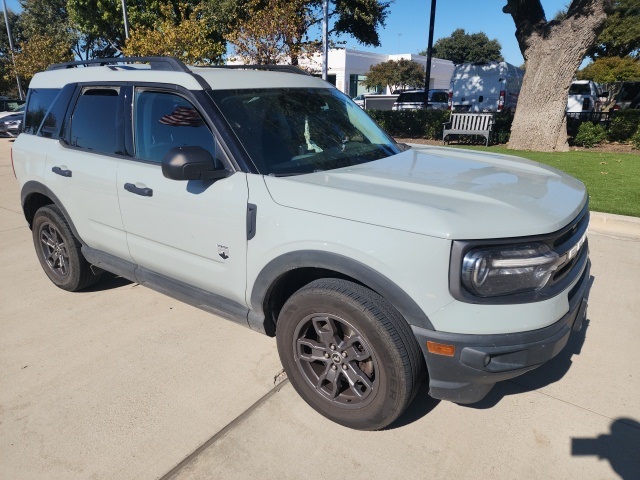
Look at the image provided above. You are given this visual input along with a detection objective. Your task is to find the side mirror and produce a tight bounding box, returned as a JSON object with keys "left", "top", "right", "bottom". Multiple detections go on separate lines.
{"left": 162, "top": 146, "right": 230, "bottom": 181}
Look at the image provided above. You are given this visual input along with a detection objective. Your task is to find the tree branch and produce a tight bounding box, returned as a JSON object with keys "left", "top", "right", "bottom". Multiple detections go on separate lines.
{"left": 503, "top": 0, "right": 547, "bottom": 56}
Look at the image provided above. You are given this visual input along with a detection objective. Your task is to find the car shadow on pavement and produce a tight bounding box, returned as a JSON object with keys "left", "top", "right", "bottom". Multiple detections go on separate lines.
{"left": 386, "top": 382, "right": 441, "bottom": 430}
{"left": 83, "top": 272, "right": 133, "bottom": 292}
{"left": 572, "top": 417, "right": 640, "bottom": 479}
{"left": 465, "top": 275, "right": 595, "bottom": 410}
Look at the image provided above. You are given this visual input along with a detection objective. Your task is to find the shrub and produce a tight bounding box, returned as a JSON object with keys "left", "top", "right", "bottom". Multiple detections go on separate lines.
{"left": 574, "top": 122, "right": 607, "bottom": 147}
{"left": 367, "top": 110, "right": 450, "bottom": 140}
{"left": 607, "top": 110, "right": 640, "bottom": 142}
{"left": 367, "top": 110, "right": 514, "bottom": 143}
{"left": 632, "top": 126, "right": 640, "bottom": 150}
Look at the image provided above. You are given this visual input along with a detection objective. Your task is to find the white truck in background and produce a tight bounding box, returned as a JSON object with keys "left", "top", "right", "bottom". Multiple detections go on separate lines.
{"left": 448, "top": 61, "right": 524, "bottom": 113}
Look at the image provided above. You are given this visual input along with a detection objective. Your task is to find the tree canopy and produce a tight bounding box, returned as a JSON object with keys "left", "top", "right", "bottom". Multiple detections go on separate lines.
{"left": 422, "top": 28, "right": 503, "bottom": 65}
{"left": 361, "top": 59, "right": 424, "bottom": 92}
{"left": 578, "top": 56, "right": 640, "bottom": 82}
{"left": 122, "top": 3, "right": 225, "bottom": 64}
{"left": 588, "top": 0, "right": 640, "bottom": 59}
{"left": 226, "top": 0, "right": 390, "bottom": 65}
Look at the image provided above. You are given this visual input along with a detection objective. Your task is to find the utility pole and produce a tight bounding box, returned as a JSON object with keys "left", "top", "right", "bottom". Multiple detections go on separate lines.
{"left": 423, "top": 0, "right": 437, "bottom": 109}
{"left": 2, "top": 0, "right": 23, "bottom": 100}
{"left": 322, "top": 0, "right": 329, "bottom": 80}
{"left": 121, "top": 0, "right": 130, "bottom": 39}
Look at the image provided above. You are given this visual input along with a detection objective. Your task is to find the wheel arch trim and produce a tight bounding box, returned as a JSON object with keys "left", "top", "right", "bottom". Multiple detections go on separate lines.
{"left": 250, "top": 250, "right": 434, "bottom": 330}
{"left": 21, "top": 181, "right": 84, "bottom": 244}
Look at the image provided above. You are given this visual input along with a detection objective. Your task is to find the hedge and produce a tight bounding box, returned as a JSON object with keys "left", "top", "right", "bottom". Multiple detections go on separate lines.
{"left": 367, "top": 109, "right": 640, "bottom": 146}
{"left": 367, "top": 110, "right": 513, "bottom": 143}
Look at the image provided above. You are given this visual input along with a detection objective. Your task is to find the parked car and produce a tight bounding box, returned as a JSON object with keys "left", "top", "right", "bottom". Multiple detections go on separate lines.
{"left": 566, "top": 80, "right": 606, "bottom": 115}
{"left": 610, "top": 81, "right": 640, "bottom": 111}
{"left": 13, "top": 56, "right": 591, "bottom": 430}
{"left": 0, "top": 102, "right": 24, "bottom": 120}
{"left": 448, "top": 62, "right": 524, "bottom": 113}
{"left": 353, "top": 92, "right": 382, "bottom": 109}
{"left": 0, "top": 112, "right": 23, "bottom": 137}
{"left": 392, "top": 89, "right": 449, "bottom": 110}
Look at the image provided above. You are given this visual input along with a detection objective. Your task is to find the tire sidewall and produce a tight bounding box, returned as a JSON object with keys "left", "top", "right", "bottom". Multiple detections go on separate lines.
{"left": 32, "top": 206, "right": 83, "bottom": 291}
{"left": 277, "top": 287, "right": 408, "bottom": 430}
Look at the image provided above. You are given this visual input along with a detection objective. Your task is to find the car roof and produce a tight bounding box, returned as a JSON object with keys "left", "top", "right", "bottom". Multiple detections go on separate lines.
{"left": 29, "top": 58, "right": 331, "bottom": 91}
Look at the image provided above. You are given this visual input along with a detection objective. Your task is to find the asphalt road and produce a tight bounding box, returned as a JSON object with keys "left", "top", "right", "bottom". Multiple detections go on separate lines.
{"left": 1, "top": 138, "right": 638, "bottom": 479}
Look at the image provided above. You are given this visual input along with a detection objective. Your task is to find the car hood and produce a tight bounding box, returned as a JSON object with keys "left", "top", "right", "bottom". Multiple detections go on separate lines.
{"left": 263, "top": 146, "right": 587, "bottom": 240}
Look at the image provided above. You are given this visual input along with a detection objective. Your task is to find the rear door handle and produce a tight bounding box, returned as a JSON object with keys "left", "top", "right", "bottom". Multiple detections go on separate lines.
{"left": 52, "top": 166, "right": 72, "bottom": 177}
{"left": 124, "top": 183, "right": 153, "bottom": 197}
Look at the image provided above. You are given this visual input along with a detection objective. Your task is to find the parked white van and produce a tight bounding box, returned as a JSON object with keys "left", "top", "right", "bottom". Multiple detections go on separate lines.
{"left": 448, "top": 61, "right": 524, "bottom": 113}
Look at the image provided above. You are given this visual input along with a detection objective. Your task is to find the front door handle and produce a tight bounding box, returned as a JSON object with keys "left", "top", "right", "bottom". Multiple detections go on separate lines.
{"left": 124, "top": 183, "right": 153, "bottom": 197}
{"left": 52, "top": 166, "right": 72, "bottom": 177}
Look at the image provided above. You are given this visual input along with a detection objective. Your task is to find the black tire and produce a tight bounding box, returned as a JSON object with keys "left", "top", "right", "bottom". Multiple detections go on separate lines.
{"left": 276, "top": 278, "right": 425, "bottom": 430}
{"left": 32, "top": 205, "right": 101, "bottom": 292}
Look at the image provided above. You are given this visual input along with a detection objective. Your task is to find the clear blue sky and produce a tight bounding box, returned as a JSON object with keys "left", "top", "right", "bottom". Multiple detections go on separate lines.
{"left": 3, "top": 0, "right": 569, "bottom": 66}
{"left": 342, "top": 0, "right": 570, "bottom": 65}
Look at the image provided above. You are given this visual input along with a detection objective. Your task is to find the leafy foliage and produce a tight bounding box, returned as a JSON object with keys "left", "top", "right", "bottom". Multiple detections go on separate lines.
{"left": 367, "top": 109, "right": 450, "bottom": 139}
{"left": 0, "top": 9, "right": 23, "bottom": 96}
{"left": 123, "top": 3, "right": 225, "bottom": 64}
{"left": 423, "top": 29, "right": 503, "bottom": 65}
{"left": 577, "top": 56, "right": 640, "bottom": 83}
{"left": 588, "top": 0, "right": 640, "bottom": 59}
{"left": 361, "top": 59, "right": 424, "bottom": 92}
{"left": 11, "top": 34, "right": 74, "bottom": 82}
{"left": 607, "top": 110, "right": 640, "bottom": 142}
{"left": 632, "top": 125, "right": 640, "bottom": 149}
{"left": 226, "top": 0, "right": 390, "bottom": 65}
{"left": 573, "top": 122, "right": 607, "bottom": 147}
{"left": 227, "top": 0, "right": 317, "bottom": 64}
{"left": 68, "top": 0, "right": 212, "bottom": 55}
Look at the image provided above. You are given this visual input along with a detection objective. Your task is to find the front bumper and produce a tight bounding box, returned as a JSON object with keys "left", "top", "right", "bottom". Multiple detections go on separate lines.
{"left": 412, "top": 260, "right": 591, "bottom": 404}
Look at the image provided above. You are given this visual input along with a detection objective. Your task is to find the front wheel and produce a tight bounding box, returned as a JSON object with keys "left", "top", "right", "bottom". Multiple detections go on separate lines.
{"left": 276, "top": 279, "right": 424, "bottom": 430}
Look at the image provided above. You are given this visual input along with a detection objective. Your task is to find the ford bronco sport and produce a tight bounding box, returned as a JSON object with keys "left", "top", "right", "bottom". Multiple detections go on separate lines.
{"left": 13, "top": 57, "right": 591, "bottom": 430}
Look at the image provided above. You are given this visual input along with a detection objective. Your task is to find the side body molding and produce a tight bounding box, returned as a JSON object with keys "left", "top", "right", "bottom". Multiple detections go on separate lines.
{"left": 250, "top": 250, "right": 435, "bottom": 330}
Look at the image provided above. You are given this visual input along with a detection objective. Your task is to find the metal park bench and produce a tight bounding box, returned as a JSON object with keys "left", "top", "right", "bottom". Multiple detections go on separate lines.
{"left": 443, "top": 113, "right": 495, "bottom": 146}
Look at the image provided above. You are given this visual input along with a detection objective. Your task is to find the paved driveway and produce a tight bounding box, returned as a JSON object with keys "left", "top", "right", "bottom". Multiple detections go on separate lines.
{"left": 0, "top": 139, "right": 638, "bottom": 479}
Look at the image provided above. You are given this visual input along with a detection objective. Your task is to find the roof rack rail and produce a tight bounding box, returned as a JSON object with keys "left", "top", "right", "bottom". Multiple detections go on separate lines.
{"left": 203, "top": 65, "right": 310, "bottom": 76}
{"left": 47, "top": 56, "right": 191, "bottom": 73}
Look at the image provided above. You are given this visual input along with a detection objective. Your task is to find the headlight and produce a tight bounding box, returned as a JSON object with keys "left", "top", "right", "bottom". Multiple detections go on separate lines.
{"left": 461, "top": 243, "right": 561, "bottom": 297}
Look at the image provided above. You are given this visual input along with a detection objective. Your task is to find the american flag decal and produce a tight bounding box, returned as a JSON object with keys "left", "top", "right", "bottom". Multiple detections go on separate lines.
{"left": 159, "top": 107, "right": 204, "bottom": 127}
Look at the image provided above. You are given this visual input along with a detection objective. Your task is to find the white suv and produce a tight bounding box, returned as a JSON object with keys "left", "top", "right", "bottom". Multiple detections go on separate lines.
{"left": 13, "top": 57, "right": 591, "bottom": 430}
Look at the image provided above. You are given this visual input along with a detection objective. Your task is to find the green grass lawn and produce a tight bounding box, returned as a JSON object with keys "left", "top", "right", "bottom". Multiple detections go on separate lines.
{"left": 457, "top": 146, "right": 640, "bottom": 218}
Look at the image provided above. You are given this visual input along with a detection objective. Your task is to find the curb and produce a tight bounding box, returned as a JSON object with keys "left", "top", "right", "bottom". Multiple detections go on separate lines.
{"left": 589, "top": 211, "right": 640, "bottom": 239}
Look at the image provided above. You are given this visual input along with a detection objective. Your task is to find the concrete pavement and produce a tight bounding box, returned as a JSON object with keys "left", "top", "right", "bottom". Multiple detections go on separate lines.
{"left": 1, "top": 138, "right": 638, "bottom": 479}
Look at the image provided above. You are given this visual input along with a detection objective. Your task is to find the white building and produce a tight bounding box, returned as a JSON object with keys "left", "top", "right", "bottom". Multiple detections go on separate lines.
{"left": 229, "top": 48, "right": 455, "bottom": 98}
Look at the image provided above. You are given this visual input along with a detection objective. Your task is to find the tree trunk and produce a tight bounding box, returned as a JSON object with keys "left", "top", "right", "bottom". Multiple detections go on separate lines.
{"left": 505, "top": 0, "right": 611, "bottom": 152}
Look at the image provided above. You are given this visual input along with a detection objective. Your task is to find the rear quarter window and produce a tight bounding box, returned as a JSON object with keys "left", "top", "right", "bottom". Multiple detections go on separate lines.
{"left": 24, "top": 88, "right": 61, "bottom": 135}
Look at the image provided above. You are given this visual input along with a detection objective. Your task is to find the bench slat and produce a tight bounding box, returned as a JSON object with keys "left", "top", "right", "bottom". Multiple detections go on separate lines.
{"left": 443, "top": 113, "right": 494, "bottom": 147}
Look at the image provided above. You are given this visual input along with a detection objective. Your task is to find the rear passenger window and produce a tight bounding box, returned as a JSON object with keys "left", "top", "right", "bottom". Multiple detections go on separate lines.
{"left": 134, "top": 90, "right": 215, "bottom": 164}
{"left": 70, "top": 87, "right": 120, "bottom": 154}
{"left": 24, "top": 88, "right": 60, "bottom": 134}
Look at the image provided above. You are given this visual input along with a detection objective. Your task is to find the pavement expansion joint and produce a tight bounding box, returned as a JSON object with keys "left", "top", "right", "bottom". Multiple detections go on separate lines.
{"left": 159, "top": 378, "right": 290, "bottom": 480}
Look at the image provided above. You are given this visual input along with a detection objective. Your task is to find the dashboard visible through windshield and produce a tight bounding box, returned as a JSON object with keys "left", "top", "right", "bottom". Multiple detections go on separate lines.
{"left": 208, "top": 88, "right": 400, "bottom": 175}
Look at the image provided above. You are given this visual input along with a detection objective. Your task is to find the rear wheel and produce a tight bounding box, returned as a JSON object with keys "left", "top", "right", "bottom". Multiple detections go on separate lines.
{"left": 276, "top": 278, "right": 424, "bottom": 430}
{"left": 32, "top": 205, "right": 101, "bottom": 291}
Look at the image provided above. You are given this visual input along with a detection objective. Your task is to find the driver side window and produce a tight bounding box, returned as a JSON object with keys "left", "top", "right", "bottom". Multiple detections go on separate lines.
{"left": 134, "top": 90, "right": 216, "bottom": 164}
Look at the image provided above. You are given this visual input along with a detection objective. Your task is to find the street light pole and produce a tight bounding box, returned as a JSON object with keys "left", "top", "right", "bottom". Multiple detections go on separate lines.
{"left": 121, "top": 0, "right": 130, "bottom": 39}
{"left": 321, "top": 0, "right": 329, "bottom": 80}
{"left": 423, "top": 0, "right": 437, "bottom": 109}
{"left": 2, "top": 0, "right": 23, "bottom": 100}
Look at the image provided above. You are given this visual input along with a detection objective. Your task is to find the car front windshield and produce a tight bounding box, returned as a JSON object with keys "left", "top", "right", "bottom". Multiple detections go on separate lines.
{"left": 208, "top": 88, "right": 400, "bottom": 175}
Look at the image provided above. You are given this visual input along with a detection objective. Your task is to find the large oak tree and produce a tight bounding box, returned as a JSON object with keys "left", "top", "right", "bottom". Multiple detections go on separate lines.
{"left": 505, "top": 0, "right": 612, "bottom": 152}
